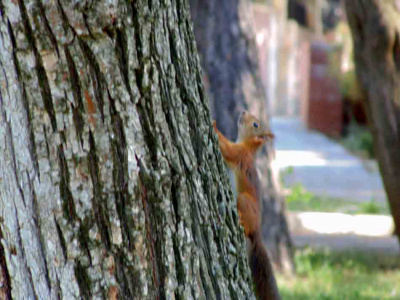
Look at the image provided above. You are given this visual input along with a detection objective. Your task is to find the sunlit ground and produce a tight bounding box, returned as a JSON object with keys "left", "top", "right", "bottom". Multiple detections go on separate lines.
{"left": 290, "top": 212, "right": 394, "bottom": 236}
{"left": 271, "top": 117, "right": 386, "bottom": 202}
{"left": 273, "top": 148, "right": 386, "bottom": 202}
{"left": 274, "top": 150, "right": 359, "bottom": 168}
{"left": 277, "top": 249, "right": 400, "bottom": 300}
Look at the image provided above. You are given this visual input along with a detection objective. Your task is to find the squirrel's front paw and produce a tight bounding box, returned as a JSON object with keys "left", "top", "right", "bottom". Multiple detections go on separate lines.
{"left": 212, "top": 121, "right": 217, "bottom": 130}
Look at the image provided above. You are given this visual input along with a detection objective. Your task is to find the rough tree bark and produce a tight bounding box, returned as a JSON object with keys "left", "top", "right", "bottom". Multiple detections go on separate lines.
{"left": 345, "top": 0, "right": 400, "bottom": 243}
{"left": 0, "top": 0, "right": 258, "bottom": 298}
{"left": 189, "top": 0, "right": 295, "bottom": 273}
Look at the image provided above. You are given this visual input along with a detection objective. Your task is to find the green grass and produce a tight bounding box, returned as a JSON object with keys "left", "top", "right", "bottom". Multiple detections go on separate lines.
{"left": 285, "top": 183, "right": 390, "bottom": 215}
{"left": 359, "top": 200, "right": 382, "bottom": 214}
{"left": 277, "top": 249, "right": 400, "bottom": 299}
{"left": 340, "top": 123, "right": 374, "bottom": 159}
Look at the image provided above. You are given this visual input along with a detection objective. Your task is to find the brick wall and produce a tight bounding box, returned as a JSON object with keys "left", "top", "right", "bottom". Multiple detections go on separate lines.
{"left": 307, "top": 41, "right": 342, "bottom": 137}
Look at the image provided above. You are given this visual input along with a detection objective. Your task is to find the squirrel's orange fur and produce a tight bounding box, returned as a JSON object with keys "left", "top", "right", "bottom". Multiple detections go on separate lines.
{"left": 214, "top": 111, "right": 280, "bottom": 300}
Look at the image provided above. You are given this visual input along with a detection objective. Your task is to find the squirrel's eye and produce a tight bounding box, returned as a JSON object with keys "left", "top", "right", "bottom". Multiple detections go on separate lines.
{"left": 253, "top": 122, "right": 259, "bottom": 128}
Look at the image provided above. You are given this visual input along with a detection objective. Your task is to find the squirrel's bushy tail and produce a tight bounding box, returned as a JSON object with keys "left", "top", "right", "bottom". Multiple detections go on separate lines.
{"left": 249, "top": 232, "right": 281, "bottom": 300}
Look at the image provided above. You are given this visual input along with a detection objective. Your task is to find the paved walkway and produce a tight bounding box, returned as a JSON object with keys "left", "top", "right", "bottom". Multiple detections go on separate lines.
{"left": 271, "top": 117, "right": 386, "bottom": 202}
{"left": 270, "top": 117, "right": 400, "bottom": 253}
{"left": 293, "top": 234, "right": 400, "bottom": 255}
{"left": 286, "top": 211, "right": 399, "bottom": 253}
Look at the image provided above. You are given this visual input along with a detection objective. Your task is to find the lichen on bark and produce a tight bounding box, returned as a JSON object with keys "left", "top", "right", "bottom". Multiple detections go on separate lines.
{"left": 0, "top": 0, "right": 256, "bottom": 299}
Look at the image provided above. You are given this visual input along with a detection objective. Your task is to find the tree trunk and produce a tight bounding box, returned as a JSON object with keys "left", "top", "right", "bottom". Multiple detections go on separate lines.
{"left": 0, "top": 0, "right": 257, "bottom": 298}
{"left": 345, "top": 0, "right": 400, "bottom": 243}
{"left": 190, "top": 0, "right": 295, "bottom": 273}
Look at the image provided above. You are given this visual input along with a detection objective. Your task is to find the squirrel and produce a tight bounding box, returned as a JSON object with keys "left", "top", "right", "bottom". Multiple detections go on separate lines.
{"left": 213, "top": 111, "right": 280, "bottom": 300}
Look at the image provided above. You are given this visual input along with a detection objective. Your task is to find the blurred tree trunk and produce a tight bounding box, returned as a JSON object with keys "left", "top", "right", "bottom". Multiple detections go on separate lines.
{"left": 190, "top": 0, "right": 295, "bottom": 274}
{"left": 345, "top": 0, "right": 400, "bottom": 243}
{"left": 0, "top": 0, "right": 257, "bottom": 299}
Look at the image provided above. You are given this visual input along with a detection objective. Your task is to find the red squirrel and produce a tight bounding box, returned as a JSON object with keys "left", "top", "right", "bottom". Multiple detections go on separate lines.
{"left": 214, "top": 111, "right": 280, "bottom": 300}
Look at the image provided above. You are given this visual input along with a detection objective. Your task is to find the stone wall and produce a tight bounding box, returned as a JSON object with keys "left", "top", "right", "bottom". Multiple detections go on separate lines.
{"left": 253, "top": 3, "right": 311, "bottom": 117}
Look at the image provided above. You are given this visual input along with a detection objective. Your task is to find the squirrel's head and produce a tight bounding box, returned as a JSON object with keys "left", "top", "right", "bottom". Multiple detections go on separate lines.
{"left": 237, "top": 111, "right": 274, "bottom": 148}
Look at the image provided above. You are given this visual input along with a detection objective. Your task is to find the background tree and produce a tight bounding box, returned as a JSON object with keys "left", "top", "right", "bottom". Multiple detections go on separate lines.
{"left": 190, "top": 0, "right": 295, "bottom": 273}
{"left": 0, "top": 0, "right": 260, "bottom": 298}
{"left": 345, "top": 0, "right": 400, "bottom": 243}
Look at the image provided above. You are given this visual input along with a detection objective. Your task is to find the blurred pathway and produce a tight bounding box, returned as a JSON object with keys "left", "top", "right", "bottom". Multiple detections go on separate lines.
{"left": 287, "top": 211, "right": 399, "bottom": 254}
{"left": 293, "top": 234, "right": 399, "bottom": 255}
{"left": 270, "top": 117, "right": 398, "bottom": 254}
{"left": 271, "top": 117, "right": 386, "bottom": 202}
